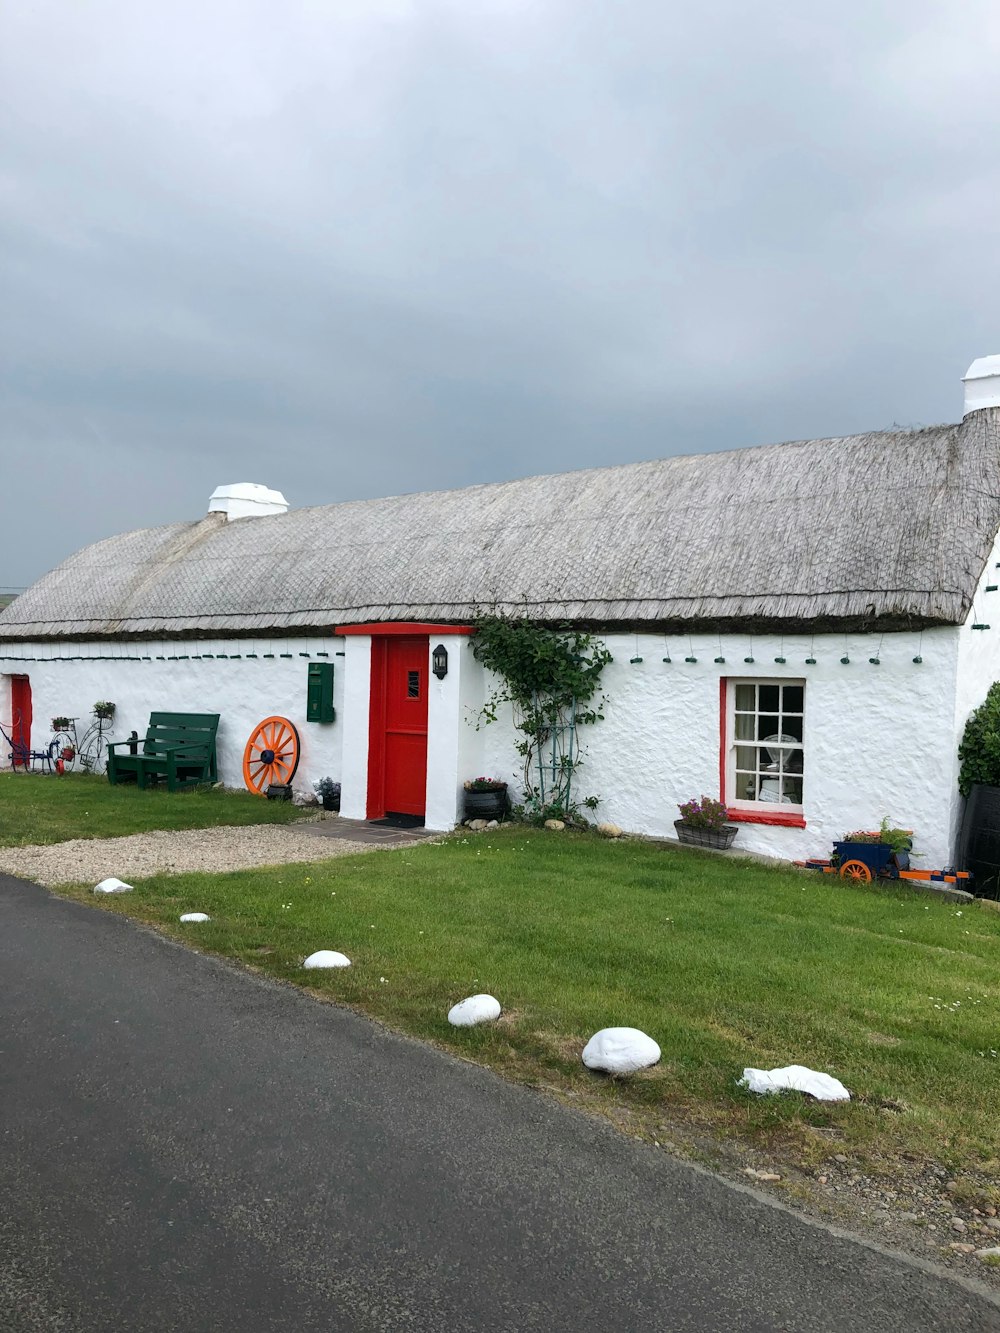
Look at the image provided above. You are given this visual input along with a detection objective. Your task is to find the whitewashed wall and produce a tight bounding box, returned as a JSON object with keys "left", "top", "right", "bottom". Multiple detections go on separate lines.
{"left": 2, "top": 620, "right": 985, "bottom": 868}
{"left": 479, "top": 627, "right": 964, "bottom": 868}
{"left": 950, "top": 529, "right": 1000, "bottom": 850}
{"left": 0, "top": 636, "right": 346, "bottom": 798}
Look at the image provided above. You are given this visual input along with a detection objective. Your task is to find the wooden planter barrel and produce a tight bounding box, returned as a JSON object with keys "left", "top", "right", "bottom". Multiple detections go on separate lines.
{"left": 464, "top": 788, "right": 508, "bottom": 821}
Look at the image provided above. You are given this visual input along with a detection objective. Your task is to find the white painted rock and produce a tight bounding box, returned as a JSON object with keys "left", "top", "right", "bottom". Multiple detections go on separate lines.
{"left": 543, "top": 819, "right": 565, "bottom": 831}
{"left": 93, "top": 878, "right": 133, "bottom": 894}
{"left": 739, "top": 1065, "right": 851, "bottom": 1102}
{"left": 597, "top": 822, "right": 622, "bottom": 838}
{"left": 303, "top": 950, "right": 351, "bottom": 969}
{"left": 582, "top": 1027, "right": 661, "bottom": 1074}
{"left": 179, "top": 912, "right": 211, "bottom": 923}
{"left": 448, "top": 994, "right": 502, "bottom": 1027}
{"left": 467, "top": 819, "right": 488, "bottom": 830}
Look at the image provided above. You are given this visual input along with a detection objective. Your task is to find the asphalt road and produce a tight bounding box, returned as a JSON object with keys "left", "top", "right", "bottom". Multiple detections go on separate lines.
{"left": 2, "top": 872, "right": 999, "bottom": 1333}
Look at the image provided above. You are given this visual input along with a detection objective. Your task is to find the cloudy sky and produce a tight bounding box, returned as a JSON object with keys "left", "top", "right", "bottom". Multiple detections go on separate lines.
{"left": 3, "top": 0, "right": 999, "bottom": 588}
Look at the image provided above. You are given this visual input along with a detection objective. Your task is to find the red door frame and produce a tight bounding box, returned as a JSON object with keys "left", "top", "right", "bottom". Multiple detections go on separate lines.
{"left": 342, "top": 623, "right": 476, "bottom": 822}
{"left": 11, "top": 675, "right": 31, "bottom": 757}
{"left": 366, "top": 637, "right": 429, "bottom": 819}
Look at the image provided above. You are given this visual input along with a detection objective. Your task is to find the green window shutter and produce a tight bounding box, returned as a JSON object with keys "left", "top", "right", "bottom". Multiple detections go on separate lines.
{"left": 306, "top": 661, "right": 335, "bottom": 722}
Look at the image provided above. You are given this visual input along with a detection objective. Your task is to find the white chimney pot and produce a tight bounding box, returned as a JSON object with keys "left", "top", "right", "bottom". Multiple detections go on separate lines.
{"left": 963, "top": 356, "right": 1000, "bottom": 415}
{"left": 208, "top": 483, "right": 288, "bottom": 520}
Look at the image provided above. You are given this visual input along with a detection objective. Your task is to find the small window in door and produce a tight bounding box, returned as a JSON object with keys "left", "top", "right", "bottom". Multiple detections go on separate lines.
{"left": 407, "top": 671, "right": 420, "bottom": 699}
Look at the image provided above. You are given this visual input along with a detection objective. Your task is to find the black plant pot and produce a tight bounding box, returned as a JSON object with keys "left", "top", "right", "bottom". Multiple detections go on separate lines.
{"left": 322, "top": 794, "right": 340, "bottom": 811}
{"left": 464, "top": 789, "right": 508, "bottom": 821}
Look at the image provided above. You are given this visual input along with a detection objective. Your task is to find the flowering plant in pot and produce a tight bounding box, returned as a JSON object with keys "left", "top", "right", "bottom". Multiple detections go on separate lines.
{"left": 52, "top": 716, "right": 71, "bottom": 731}
{"left": 313, "top": 777, "right": 341, "bottom": 811}
{"left": 674, "top": 795, "right": 739, "bottom": 850}
{"left": 463, "top": 777, "right": 508, "bottom": 820}
{"left": 93, "top": 701, "right": 116, "bottom": 720}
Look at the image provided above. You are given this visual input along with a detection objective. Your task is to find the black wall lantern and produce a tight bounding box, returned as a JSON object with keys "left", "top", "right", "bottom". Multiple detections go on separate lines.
{"left": 431, "top": 643, "right": 449, "bottom": 680}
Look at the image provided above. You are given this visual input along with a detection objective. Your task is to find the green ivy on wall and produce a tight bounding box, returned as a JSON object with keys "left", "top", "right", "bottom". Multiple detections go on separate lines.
{"left": 959, "top": 680, "right": 1000, "bottom": 796}
{"left": 470, "top": 613, "right": 612, "bottom": 825}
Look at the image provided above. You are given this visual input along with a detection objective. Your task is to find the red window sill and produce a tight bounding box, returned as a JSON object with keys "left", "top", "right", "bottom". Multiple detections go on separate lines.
{"left": 728, "top": 809, "right": 806, "bottom": 828}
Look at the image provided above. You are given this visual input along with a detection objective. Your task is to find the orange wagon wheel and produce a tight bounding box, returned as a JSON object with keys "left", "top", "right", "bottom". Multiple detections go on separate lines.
{"left": 243, "top": 716, "right": 300, "bottom": 795}
{"left": 839, "top": 859, "right": 872, "bottom": 883}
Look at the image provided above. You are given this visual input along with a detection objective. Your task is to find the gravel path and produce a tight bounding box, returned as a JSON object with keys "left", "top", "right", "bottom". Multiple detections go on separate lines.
{"left": 0, "top": 823, "right": 390, "bottom": 886}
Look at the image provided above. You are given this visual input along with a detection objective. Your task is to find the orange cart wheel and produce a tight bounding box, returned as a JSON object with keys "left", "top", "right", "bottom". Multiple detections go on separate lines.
{"left": 838, "top": 859, "right": 872, "bottom": 883}
{"left": 242, "top": 716, "right": 300, "bottom": 794}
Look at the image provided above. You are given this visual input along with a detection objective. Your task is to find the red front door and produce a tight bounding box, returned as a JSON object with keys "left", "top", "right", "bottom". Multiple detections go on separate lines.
{"left": 11, "top": 675, "right": 31, "bottom": 766}
{"left": 368, "top": 638, "right": 428, "bottom": 818}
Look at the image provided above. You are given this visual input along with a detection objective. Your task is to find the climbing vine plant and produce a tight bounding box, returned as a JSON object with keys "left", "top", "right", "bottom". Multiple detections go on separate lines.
{"left": 471, "top": 614, "right": 613, "bottom": 824}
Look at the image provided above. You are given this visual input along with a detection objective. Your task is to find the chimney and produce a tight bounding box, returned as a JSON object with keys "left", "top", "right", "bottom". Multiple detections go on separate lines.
{"left": 963, "top": 356, "right": 1000, "bottom": 416}
{"left": 208, "top": 483, "right": 289, "bottom": 520}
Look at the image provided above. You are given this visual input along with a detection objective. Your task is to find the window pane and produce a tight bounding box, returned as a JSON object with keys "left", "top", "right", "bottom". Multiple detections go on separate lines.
{"left": 760, "top": 715, "right": 780, "bottom": 744}
{"left": 735, "top": 713, "right": 755, "bottom": 741}
{"left": 759, "top": 684, "right": 780, "bottom": 713}
{"left": 734, "top": 683, "right": 756, "bottom": 712}
{"left": 735, "top": 746, "right": 758, "bottom": 771}
{"left": 782, "top": 777, "right": 803, "bottom": 804}
{"left": 780, "top": 717, "right": 803, "bottom": 742}
{"left": 778, "top": 748, "right": 802, "bottom": 775}
{"left": 735, "top": 771, "right": 758, "bottom": 800}
{"left": 783, "top": 685, "right": 804, "bottom": 714}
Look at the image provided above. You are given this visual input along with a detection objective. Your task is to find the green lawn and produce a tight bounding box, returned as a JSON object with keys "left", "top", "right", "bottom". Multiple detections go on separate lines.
{"left": 57, "top": 823, "right": 1000, "bottom": 1174}
{"left": 0, "top": 772, "right": 313, "bottom": 846}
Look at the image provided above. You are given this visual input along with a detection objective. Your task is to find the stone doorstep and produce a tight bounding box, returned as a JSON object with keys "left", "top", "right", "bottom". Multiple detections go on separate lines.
{"left": 295, "top": 817, "right": 439, "bottom": 847}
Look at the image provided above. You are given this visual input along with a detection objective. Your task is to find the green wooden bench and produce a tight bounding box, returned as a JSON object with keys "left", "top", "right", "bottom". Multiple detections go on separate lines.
{"left": 107, "top": 712, "right": 220, "bottom": 792}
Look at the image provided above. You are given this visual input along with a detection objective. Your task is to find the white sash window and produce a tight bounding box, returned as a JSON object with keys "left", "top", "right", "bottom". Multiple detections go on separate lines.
{"left": 727, "top": 679, "right": 804, "bottom": 811}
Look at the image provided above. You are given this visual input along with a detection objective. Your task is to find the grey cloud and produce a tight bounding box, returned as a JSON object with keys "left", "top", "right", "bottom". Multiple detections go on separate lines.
{"left": 2, "top": 0, "right": 999, "bottom": 587}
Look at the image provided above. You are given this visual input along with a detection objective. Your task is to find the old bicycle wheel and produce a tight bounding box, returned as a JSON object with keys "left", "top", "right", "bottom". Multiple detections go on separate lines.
{"left": 51, "top": 729, "right": 78, "bottom": 773}
{"left": 77, "top": 718, "right": 114, "bottom": 774}
{"left": 242, "top": 716, "right": 300, "bottom": 794}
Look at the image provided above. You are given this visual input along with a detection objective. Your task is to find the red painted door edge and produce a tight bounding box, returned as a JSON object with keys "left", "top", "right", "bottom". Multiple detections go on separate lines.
{"left": 336, "top": 622, "right": 474, "bottom": 637}
{"left": 366, "top": 639, "right": 387, "bottom": 819}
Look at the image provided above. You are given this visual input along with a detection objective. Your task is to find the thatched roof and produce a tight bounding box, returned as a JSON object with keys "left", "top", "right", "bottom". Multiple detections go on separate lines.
{"left": 4, "top": 409, "right": 1000, "bottom": 640}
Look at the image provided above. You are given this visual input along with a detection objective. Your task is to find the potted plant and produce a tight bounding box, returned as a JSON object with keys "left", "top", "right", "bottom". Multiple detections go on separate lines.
{"left": 464, "top": 777, "right": 509, "bottom": 821}
{"left": 313, "top": 777, "right": 341, "bottom": 811}
{"left": 61, "top": 746, "right": 76, "bottom": 761}
{"left": 93, "top": 701, "right": 116, "bottom": 721}
{"left": 51, "top": 716, "right": 71, "bottom": 731}
{"left": 674, "top": 795, "right": 739, "bottom": 850}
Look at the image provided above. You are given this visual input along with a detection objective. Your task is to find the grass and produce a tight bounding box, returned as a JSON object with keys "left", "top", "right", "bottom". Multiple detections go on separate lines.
{"left": 54, "top": 822, "right": 1000, "bottom": 1175}
{"left": 0, "top": 771, "right": 313, "bottom": 846}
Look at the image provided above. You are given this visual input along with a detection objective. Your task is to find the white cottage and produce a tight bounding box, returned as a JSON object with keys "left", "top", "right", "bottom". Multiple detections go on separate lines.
{"left": 4, "top": 358, "right": 1000, "bottom": 868}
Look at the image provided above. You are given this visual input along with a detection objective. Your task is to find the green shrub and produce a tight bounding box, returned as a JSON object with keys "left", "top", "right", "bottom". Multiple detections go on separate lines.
{"left": 958, "top": 682, "right": 1000, "bottom": 797}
